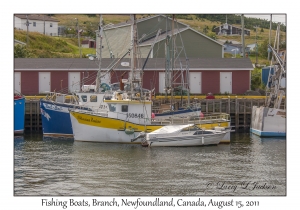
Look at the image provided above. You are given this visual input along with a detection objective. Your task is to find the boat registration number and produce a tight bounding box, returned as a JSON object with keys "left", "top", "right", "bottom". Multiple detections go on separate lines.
{"left": 127, "top": 113, "right": 144, "bottom": 118}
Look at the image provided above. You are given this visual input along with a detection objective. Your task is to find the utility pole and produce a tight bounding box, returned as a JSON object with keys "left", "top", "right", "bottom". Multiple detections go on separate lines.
{"left": 254, "top": 25, "right": 259, "bottom": 66}
{"left": 276, "top": 24, "right": 280, "bottom": 54}
{"left": 75, "top": 18, "right": 82, "bottom": 58}
{"left": 241, "top": 14, "right": 245, "bottom": 58}
{"left": 25, "top": 15, "right": 31, "bottom": 45}
{"left": 43, "top": 15, "right": 45, "bottom": 35}
{"left": 268, "top": 14, "right": 272, "bottom": 60}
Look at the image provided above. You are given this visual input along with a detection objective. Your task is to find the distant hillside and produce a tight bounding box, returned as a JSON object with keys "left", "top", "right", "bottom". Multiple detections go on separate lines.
{"left": 14, "top": 14, "right": 286, "bottom": 65}
{"left": 191, "top": 14, "right": 286, "bottom": 31}
{"left": 53, "top": 14, "right": 286, "bottom": 46}
{"left": 14, "top": 29, "right": 96, "bottom": 58}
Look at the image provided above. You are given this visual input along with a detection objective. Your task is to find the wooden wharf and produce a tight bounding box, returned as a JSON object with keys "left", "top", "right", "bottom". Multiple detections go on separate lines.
{"left": 24, "top": 98, "right": 41, "bottom": 132}
{"left": 23, "top": 96, "right": 285, "bottom": 132}
{"left": 152, "top": 96, "right": 286, "bottom": 132}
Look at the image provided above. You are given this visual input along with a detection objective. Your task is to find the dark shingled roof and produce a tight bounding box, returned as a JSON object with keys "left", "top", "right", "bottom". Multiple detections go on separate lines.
{"left": 14, "top": 14, "right": 59, "bottom": 22}
{"left": 14, "top": 58, "right": 253, "bottom": 70}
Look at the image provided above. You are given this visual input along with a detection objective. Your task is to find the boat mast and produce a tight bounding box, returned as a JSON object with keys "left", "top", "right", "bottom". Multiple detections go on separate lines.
{"left": 265, "top": 23, "right": 286, "bottom": 109}
{"left": 165, "top": 34, "right": 171, "bottom": 98}
{"left": 96, "top": 14, "right": 103, "bottom": 93}
{"left": 171, "top": 14, "right": 175, "bottom": 111}
{"left": 130, "top": 14, "right": 140, "bottom": 99}
{"left": 164, "top": 15, "right": 174, "bottom": 102}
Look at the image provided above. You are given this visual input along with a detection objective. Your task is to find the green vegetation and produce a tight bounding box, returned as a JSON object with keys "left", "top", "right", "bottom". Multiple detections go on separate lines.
{"left": 251, "top": 67, "right": 266, "bottom": 90}
{"left": 14, "top": 29, "right": 96, "bottom": 58}
{"left": 14, "top": 45, "right": 32, "bottom": 58}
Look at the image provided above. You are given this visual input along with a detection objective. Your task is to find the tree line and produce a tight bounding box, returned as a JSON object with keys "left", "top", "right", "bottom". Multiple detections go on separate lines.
{"left": 175, "top": 14, "right": 286, "bottom": 32}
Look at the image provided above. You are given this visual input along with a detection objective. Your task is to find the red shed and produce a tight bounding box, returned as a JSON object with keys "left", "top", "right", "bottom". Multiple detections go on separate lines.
{"left": 14, "top": 58, "right": 253, "bottom": 95}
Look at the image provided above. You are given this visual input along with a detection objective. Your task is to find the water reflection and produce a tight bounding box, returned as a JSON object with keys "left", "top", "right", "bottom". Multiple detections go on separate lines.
{"left": 14, "top": 133, "right": 286, "bottom": 196}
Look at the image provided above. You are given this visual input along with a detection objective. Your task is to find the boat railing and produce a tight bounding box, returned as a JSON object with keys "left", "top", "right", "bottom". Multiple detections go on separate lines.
{"left": 72, "top": 108, "right": 108, "bottom": 116}
{"left": 151, "top": 113, "right": 230, "bottom": 125}
{"left": 43, "top": 91, "right": 79, "bottom": 105}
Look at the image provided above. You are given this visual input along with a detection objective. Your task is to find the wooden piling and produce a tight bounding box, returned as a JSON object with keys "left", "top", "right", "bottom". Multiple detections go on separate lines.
{"left": 30, "top": 100, "right": 32, "bottom": 132}
{"left": 244, "top": 100, "right": 246, "bottom": 130}
{"left": 235, "top": 97, "right": 239, "bottom": 130}
{"left": 35, "top": 99, "right": 39, "bottom": 131}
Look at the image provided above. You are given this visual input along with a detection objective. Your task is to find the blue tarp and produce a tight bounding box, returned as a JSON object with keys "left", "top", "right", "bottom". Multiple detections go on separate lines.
{"left": 262, "top": 66, "right": 286, "bottom": 88}
{"left": 262, "top": 66, "right": 274, "bottom": 87}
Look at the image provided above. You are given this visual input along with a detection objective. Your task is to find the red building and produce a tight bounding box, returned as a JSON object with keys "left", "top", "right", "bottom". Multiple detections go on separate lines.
{"left": 81, "top": 39, "right": 96, "bottom": 48}
{"left": 14, "top": 58, "right": 253, "bottom": 95}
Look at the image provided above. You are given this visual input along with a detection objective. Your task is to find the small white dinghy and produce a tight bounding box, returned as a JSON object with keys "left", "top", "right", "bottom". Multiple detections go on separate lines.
{"left": 133, "top": 124, "right": 227, "bottom": 147}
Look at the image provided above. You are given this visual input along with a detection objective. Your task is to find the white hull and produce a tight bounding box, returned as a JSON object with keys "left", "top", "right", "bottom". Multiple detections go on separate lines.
{"left": 70, "top": 114, "right": 141, "bottom": 143}
{"left": 146, "top": 132, "right": 226, "bottom": 147}
{"left": 251, "top": 106, "right": 286, "bottom": 137}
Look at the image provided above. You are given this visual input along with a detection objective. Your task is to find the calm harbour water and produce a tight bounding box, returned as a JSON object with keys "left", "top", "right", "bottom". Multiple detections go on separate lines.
{"left": 14, "top": 132, "right": 286, "bottom": 196}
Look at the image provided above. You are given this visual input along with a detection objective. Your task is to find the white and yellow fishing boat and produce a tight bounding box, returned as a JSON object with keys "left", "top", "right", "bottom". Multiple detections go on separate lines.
{"left": 69, "top": 91, "right": 231, "bottom": 143}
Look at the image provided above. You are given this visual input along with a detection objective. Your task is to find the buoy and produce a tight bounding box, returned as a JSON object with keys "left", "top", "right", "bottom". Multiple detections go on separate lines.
{"left": 151, "top": 112, "right": 155, "bottom": 119}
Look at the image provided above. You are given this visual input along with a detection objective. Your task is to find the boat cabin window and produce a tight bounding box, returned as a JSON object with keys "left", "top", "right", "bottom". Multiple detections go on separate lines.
{"left": 193, "top": 131, "right": 214, "bottom": 135}
{"left": 181, "top": 126, "right": 200, "bottom": 132}
{"left": 108, "top": 104, "right": 116, "bottom": 112}
{"left": 90, "top": 95, "right": 97, "bottom": 102}
{"left": 81, "top": 95, "right": 87, "bottom": 102}
{"left": 121, "top": 105, "right": 128, "bottom": 112}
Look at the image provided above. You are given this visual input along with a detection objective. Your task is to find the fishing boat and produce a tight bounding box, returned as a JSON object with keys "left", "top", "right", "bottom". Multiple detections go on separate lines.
{"left": 40, "top": 15, "right": 114, "bottom": 138}
{"left": 14, "top": 92, "right": 25, "bottom": 134}
{"left": 40, "top": 91, "right": 108, "bottom": 138}
{"left": 69, "top": 93, "right": 230, "bottom": 143}
{"left": 69, "top": 15, "right": 231, "bottom": 143}
{"left": 250, "top": 24, "right": 286, "bottom": 137}
{"left": 133, "top": 124, "right": 226, "bottom": 147}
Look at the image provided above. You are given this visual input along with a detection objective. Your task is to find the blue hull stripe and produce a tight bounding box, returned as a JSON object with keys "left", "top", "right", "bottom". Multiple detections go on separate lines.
{"left": 155, "top": 108, "right": 200, "bottom": 117}
{"left": 250, "top": 128, "right": 286, "bottom": 137}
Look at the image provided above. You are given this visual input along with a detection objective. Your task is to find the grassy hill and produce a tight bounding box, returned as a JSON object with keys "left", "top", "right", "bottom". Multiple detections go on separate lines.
{"left": 14, "top": 29, "right": 96, "bottom": 58}
{"left": 14, "top": 14, "right": 286, "bottom": 66}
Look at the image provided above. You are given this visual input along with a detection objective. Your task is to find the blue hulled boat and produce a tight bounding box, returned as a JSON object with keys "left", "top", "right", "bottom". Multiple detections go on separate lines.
{"left": 40, "top": 91, "right": 108, "bottom": 138}
{"left": 40, "top": 99, "right": 75, "bottom": 138}
{"left": 14, "top": 94, "right": 25, "bottom": 134}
